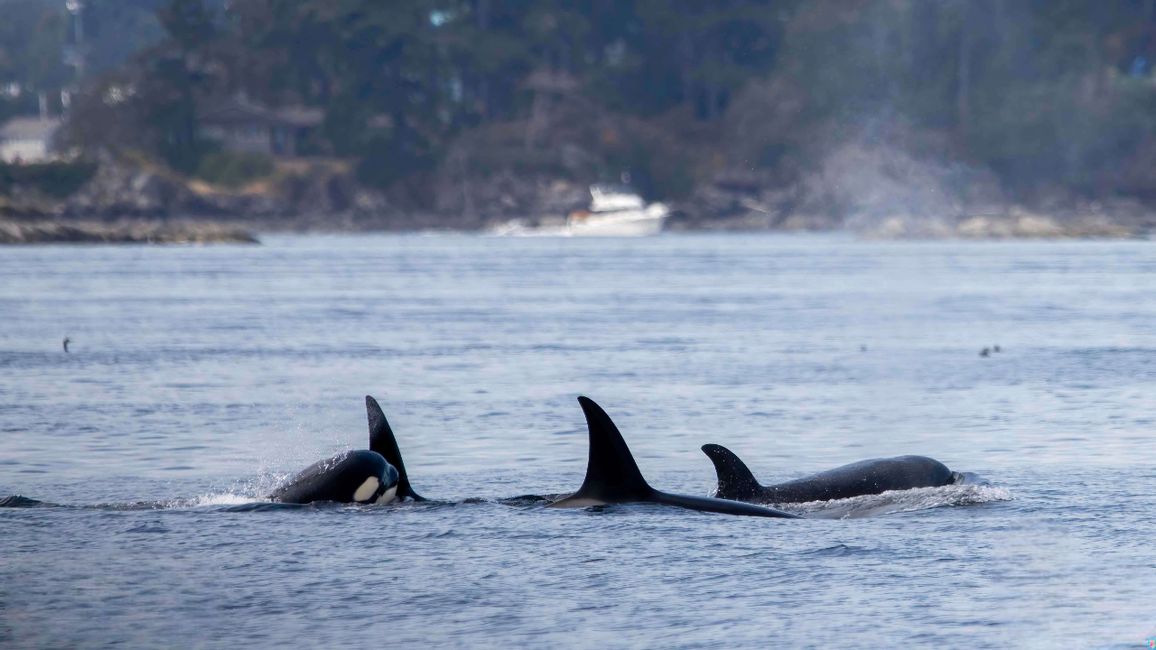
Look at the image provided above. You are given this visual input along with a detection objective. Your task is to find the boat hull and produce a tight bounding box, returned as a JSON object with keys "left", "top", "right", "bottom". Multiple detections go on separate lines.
{"left": 566, "top": 204, "right": 668, "bottom": 237}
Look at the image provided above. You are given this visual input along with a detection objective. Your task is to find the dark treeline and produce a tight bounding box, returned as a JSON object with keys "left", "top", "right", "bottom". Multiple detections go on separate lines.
{"left": 0, "top": 0, "right": 166, "bottom": 119}
{"left": 7, "top": 0, "right": 1156, "bottom": 219}
{"left": 62, "top": 0, "right": 792, "bottom": 194}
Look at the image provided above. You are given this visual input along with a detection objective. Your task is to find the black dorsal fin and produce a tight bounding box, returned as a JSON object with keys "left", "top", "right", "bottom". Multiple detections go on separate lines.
{"left": 701, "top": 444, "right": 762, "bottom": 501}
{"left": 366, "top": 395, "right": 425, "bottom": 501}
{"left": 569, "top": 396, "right": 653, "bottom": 502}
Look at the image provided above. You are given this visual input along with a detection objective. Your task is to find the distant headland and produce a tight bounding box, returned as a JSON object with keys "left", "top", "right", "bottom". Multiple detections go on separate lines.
{"left": 5, "top": 2, "right": 1156, "bottom": 241}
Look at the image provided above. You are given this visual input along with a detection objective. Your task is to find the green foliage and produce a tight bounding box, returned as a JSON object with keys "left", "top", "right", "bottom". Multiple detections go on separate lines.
{"left": 156, "top": 0, "right": 216, "bottom": 52}
{"left": 100, "top": 0, "right": 223, "bottom": 173}
{"left": 0, "top": 0, "right": 72, "bottom": 92}
{"left": 47, "top": 0, "right": 1156, "bottom": 204}
{"left": 0, "top": 161, "right": 97, "bottom": 198}
{"left": 193, "top": 150, "right": 273, "bottom": 188}
{"left": 356, "top": 140, "right": 431, "bottom": 190}
{"left": 82, "top": 1, "right": 169, "bottom": 76}
{"left": 0, "top": 97, "right": 29, "bottom": 125}
{"left": 602, "top": 132, "right": 696, "bottom": 200}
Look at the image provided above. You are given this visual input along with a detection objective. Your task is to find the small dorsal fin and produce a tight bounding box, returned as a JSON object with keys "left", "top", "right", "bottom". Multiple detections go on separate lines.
{"left": 701, "top": 444, "right": 762, "bottom": 501}
{"left": 567, "top": 396, "right": 653, "bottom": 502}
{"left": 366, "top": 395, "right": 424, "bottom": 501}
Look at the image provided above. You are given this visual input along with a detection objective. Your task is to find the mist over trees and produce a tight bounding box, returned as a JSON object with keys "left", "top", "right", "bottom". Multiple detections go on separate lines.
{"left": 6, "top": 0, "right": 1156, "bottom": 224}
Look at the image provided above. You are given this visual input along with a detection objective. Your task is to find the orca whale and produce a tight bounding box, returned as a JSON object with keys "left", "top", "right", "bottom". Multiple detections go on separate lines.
{"left": 268, "top": 395, "right": 424, "bottom": 505}
{"left": 701, "top": 444, "right": 959, "bottom": 504}
{"left": 549, "top": 397, "right": 800, "bottom": 518}
{"left": 269, "top": 449, "right": 399, "bottom": 504}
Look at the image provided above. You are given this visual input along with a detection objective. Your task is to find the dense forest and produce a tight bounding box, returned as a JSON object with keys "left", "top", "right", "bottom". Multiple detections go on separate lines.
{"left": 5, "top": 0, "right": 1156, "bottom": 232}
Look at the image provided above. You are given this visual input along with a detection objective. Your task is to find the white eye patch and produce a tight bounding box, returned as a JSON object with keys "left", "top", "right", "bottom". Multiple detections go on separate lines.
{"left": 375, "top": 485, "right": 398, "bottom": 505}
{"left": 353, "top": 476, "right": 381, "bottom": 503}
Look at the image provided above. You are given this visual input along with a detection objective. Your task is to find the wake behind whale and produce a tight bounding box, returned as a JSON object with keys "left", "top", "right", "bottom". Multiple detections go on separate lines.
{"left": 776, "top": 481, "right": 1012, "bottom": 519}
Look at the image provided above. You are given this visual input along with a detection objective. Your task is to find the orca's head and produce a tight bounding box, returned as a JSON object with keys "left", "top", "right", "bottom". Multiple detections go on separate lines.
{"left": 352, "top": 461, "right": 401, "bottom": 505}
{"left": 377, "top": 463, "right": 401, "bottom": 504}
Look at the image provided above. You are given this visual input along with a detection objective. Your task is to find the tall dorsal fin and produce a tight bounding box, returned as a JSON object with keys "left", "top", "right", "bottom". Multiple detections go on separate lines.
{"left": 366, "top": 395, "right": 424, "bottom": 501}
{"left": 701, "top": 444, "right": 762, "bottom": 501}
{"left": 569, "top": 396, "right": 653, "bottom": 501}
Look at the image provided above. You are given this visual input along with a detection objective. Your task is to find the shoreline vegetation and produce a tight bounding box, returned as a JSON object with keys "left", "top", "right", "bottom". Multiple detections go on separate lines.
{"left": 6, "top": 2, "right": 1156, "bottom": 242}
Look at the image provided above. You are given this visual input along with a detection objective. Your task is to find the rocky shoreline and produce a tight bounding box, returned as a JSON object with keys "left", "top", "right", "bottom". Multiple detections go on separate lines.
{"left": 3, "top": 153, "right": 1156, "bottom": 241}
{"left": 0, "top": 219, "right": 258, "bottom": 245}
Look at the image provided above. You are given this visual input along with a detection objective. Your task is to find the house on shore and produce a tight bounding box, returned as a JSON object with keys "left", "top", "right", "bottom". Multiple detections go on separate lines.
{"left": 0, "top": 117, "right": 64, "bottom": 164}
{"left": 198, "top": 97, "right": 323, "bottom": 157}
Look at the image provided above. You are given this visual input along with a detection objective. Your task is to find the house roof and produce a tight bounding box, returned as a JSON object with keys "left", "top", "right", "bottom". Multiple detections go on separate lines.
{"left": 199, "top": 97, "right": 323, "bottom": 128}
{"left": 0, "top": 117, "right": 62, "bottom": 141}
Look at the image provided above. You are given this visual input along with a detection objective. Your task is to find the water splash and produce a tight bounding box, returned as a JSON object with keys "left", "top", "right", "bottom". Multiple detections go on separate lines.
{"left": 773, "top": 484, "right": 1013, "bottom": 519}
{"left": 180, "top": 492, "right": 265, "bottom": 508}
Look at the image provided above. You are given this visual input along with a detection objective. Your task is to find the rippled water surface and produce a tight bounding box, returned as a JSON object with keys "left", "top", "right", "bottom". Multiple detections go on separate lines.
{"left": 1, "top": 234, "right": 1154, "bottom": 648}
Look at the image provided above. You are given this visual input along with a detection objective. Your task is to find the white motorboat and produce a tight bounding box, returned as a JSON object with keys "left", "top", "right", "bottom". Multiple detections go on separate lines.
{"left": 565, "top": 184, "right": 668, "bottom": 236}
{"left": 487, "top": 184, "right": 668, "bottom": 237}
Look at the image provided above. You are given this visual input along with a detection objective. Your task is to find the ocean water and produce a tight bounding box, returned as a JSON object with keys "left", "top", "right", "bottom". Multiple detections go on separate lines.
{"left": 1, "top": 234, "right": 1153, "bottom": 648}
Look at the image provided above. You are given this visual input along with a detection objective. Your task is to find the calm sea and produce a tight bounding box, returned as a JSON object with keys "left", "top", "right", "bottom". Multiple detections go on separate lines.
{"left": 1, "top": 234, "right": 1154, "bottom": 648}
